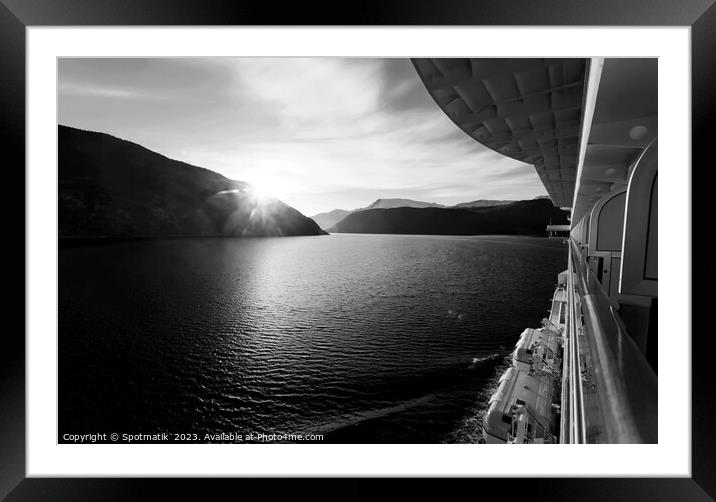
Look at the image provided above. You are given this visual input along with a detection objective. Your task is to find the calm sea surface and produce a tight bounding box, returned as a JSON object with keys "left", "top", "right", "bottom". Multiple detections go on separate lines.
{"left": 59, "top": 234, "right": 567, "bottom": 443}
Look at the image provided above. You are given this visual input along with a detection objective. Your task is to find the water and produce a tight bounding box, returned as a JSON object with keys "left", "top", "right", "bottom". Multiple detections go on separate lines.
{"left": 59, "top": 234, "right": 566, "bottom": 443}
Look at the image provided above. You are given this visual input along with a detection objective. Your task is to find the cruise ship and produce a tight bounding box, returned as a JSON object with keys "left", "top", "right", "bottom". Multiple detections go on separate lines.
{"left": 412, "top": 58, "right": 658, "bottom": 444}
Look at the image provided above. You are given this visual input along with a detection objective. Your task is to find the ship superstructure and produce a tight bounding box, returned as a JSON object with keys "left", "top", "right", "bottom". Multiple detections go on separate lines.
{"left": 413, "top": 58, "right": 658, "bottom": 443}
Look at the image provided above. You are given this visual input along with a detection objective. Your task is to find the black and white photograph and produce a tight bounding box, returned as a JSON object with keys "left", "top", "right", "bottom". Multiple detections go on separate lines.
{"left": 57, "top": 56, "right": 657, "bottom": 446}
{"left": 2, "top": 0, "right": 709, "bottom": 495}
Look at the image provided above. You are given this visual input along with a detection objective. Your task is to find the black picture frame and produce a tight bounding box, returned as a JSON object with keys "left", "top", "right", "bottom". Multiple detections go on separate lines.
{"left": 2, "top": 1, "right": 711, "bottom": 500}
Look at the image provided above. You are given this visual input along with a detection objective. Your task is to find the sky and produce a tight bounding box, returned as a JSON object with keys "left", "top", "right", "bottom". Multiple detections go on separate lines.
{"left": 58, "top": 58, "right": 547, "bottom": 216}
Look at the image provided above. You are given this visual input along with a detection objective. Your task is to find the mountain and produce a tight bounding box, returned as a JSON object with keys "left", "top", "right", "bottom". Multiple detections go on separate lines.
{"left": 310, "top": 209, "right": 351, "bottom": 231}
{"left": 452, "top": 199, "right": 515, "bottom": 209}
{"left": 310, "top": 198, "right": 445, "bottom": 230}
{"left": 59, "top": 125, "right": 326, "bottom": 238}
{"left": 327, "top": 199, "right": 569, "bottom": 235}
{"left": 364, "top": 198, "right": 445, "bottom": 210}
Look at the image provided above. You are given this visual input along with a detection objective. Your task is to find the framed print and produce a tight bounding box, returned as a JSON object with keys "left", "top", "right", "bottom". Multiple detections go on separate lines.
{"left": 3, "top": 0, "right": 712, "bottom": 499}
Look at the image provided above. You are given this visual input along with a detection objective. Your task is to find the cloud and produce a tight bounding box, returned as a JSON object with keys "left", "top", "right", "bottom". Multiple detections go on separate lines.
{"left": 59, "top": 83, "right": 181, "bottom": 101}
{"left": 58, "top": 57, "right": 547, "bottom": 216}
{"left": 376, "top": 59, "right": 437, "bottom": 112}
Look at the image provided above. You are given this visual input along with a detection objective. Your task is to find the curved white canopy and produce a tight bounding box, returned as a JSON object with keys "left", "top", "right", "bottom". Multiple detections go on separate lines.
{"left": 412, "top": 58, "right": 587, "bottom": 208}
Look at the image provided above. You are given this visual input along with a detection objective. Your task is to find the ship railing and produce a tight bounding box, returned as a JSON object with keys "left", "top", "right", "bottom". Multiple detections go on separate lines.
{"left": 566, "top": 238, "right": 658, "bottom": 443}
{"left": 565, "top": 250, "right": 587, "bottom": 443}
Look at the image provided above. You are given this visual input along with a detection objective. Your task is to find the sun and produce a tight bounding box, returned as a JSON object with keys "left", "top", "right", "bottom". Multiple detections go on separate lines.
{"left": 246, "top": 175, "right": 293, "bottom": 204}
{"left": 246, "top": 182, "right": 275, "bottom": 205}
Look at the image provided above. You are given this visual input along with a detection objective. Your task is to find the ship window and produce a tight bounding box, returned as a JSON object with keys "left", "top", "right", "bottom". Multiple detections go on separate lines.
{"left": 516, "top": 399, "right": 526, "bottom": 405}
{"left": 501, "top": 414, "right": 512, "bottom": 424}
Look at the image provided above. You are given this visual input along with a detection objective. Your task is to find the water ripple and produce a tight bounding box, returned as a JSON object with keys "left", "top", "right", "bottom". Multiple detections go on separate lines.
{"left": 59, "top": 234, "right": 566, "bottom": 442}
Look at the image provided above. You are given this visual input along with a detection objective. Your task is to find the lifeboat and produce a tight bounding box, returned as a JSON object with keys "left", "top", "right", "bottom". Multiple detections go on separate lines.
{"left": 512, "top": 328, "right": 561, "bottom": 374}
{"left": 482, "top": 366, "right": 559, "bottom": 444}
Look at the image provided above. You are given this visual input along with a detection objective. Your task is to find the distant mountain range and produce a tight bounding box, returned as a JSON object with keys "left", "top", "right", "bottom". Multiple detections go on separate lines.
{"left": 59, "top": 125, "right": 562, "bottom": 239}
{"left": 365, "top": 198, "right": 445, "bottom": 210}
{"left": 59, "top": 125, "right": 325, "bottom": 238}
{"left": 311, "top": 198, "right": 517, "bottom": 230}
{"left": 311, "top": 209, "right": 353, "bottom": 231}
{"left": 452, "top": 199, "right": 515, "bottom": 208}
{"left": 327, "top": 199, "right": 569, "bottom": 236}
